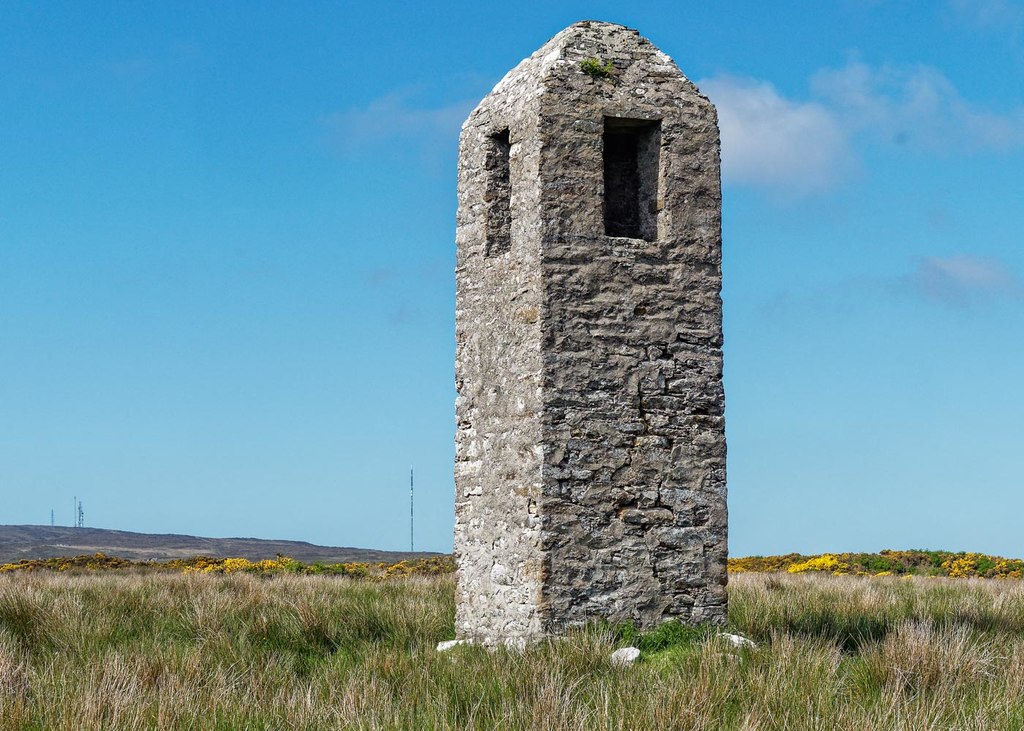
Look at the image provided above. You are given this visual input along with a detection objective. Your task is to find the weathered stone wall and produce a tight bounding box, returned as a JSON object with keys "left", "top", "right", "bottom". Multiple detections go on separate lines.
{"left": 455, "top": 20, "right": 726, "bottom": 646}
{"left": 454, "top": 53, "right": 547, "bottom": 643}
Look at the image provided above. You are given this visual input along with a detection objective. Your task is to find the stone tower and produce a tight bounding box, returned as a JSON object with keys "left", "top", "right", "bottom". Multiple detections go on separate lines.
{"left": 454, "top": 21, "right": 726, "bottom": 646}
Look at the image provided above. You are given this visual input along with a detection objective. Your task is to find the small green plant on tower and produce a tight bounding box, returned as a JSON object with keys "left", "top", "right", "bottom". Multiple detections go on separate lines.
{"left": 579, "top": 57, "right": 615, "bottom": 78}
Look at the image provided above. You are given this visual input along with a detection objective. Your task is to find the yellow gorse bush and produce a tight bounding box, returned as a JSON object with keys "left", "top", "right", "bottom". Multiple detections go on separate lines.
{"left": 788, "top": 554, "right": 853, "bottom": 575}
{"left": 943, "top": 556, "right": 978, "bottom": 578}
{"left": 729, "top": 549, "right": 1024, "bottom": 579}
{"left": 2, "top": 550, "right": 1021, "bottom": 581}
{"left": 0, "top": 553, "right": 455, "bottom": 579}
{"left": 991, "top": 559, "right": 1024, "bottom": 579}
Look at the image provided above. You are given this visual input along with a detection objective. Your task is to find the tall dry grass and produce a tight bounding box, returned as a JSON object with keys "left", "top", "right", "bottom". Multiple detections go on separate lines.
{"left": 0, "top": 571, "right": 1022, "bottom": 729}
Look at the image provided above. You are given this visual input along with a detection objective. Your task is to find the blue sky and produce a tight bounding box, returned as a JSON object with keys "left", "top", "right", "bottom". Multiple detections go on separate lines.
{"left": 1, "top": 1, "right": 1021, "bottom": 556}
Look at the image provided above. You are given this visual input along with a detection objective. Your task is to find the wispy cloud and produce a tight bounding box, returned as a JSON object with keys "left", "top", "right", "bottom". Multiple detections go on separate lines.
{"left": 100, "top": 57, "right": 158, "bottom": 85}
{"left": 364, "top": 266, "right": 399, "bottom": 287}
{"left": 811, "top": 60, "right": 1024, "bottom": 151}
{"left": 700, "top": 59, "right": 1024, "bottom": 196}
{"left": 765, "top": 254, "right": 1023, "bottom": 312}
{"left": 321, "top": 92, "right": 473, "bottom": 156}
{"left": 946, "top": 0, "right": 1024, "bottom": 31}
{"left": 907, "top": 254, "right": 1024, "bottom": 305}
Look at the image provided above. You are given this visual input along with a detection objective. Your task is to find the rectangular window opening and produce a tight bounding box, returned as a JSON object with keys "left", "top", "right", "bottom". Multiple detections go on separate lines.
{"left": 603, "top": 117, "right": 661, "bottom": 241}
{"left": 484, "top": 129, "right": 512, "bottom": 256}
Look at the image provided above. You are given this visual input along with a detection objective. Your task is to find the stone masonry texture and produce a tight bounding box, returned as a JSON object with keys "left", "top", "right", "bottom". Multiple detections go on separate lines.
{"left": 454, "top": 21, "right": 726, "bottom": 646}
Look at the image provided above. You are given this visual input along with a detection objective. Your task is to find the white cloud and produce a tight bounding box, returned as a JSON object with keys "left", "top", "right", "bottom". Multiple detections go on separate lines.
{"left": 698, "top": 76, "right": 852, "bottom": 195}
{"left": 700, "top": 59, "right": 1024, "bottom": 195}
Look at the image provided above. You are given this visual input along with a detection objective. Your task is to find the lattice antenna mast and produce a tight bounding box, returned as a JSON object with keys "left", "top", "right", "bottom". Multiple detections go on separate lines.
{"left": 50, "top": 509, "right": 54, "bottom": 527}
{"left": 410, "top": 467, "right": 414, "bottom": 553}
{"left": 77, "top": 500, "right": 84, "bottom": 528}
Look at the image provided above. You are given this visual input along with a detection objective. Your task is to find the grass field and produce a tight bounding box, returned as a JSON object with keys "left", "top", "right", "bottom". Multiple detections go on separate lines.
{"left": 2, "top": 571, "right": 1023, "bottom": 730}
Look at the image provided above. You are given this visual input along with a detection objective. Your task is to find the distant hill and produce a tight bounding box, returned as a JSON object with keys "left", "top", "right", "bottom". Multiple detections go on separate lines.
{"left": 0, "top": 525, "right": 439, "bottom": 564}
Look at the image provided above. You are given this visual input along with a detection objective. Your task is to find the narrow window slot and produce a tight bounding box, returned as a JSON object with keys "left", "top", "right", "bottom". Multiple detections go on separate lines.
{"left": 603, "top": 118, "right": 661, "bottom": 240}
{"left": 484, "top": 129, "right": 512, "bottom": 256}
